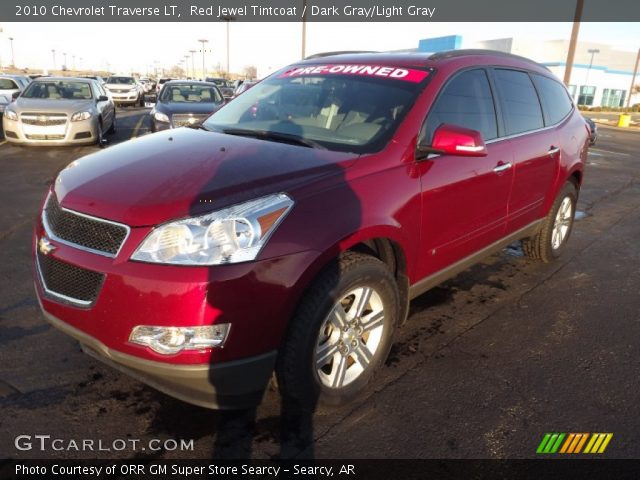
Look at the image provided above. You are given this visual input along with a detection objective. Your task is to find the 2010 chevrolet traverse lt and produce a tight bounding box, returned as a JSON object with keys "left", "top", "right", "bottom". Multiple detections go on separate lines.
{"left": 34, "top": 51, "right": 587, "bottom": 409}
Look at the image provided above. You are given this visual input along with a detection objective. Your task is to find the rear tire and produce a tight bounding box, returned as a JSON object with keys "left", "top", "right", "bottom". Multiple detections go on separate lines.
{"left": 276, "top": 252, "right": 399, "bottom": 410}
{"left": 95, "top": 120, "right": 104, "bottom": 146}
{"left": 523, "top": 182, "right": 578, "bottom": 263}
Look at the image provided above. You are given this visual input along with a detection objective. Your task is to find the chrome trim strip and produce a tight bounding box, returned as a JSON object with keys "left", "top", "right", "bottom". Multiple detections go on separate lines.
{"left": 485, "top": 124, "right": 555, "bottom": 145}
{"left": 35, "top": 249, "right": 94, "bottom": 307}
{"left": 42, "top": 192, "right": 131, "bottom": 258}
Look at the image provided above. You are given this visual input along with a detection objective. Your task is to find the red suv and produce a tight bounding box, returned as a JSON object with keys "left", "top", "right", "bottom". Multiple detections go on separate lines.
{"left": 34, "top": 51, "right": 587, "bottom": 409}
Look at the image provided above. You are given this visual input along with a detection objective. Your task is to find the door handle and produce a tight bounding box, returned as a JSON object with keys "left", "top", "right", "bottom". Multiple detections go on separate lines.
{"left": 548, "top": 146, "right": 561, "bottom": 155}
{"left": 493, "top": 162, "right": 512, "bottom": 173}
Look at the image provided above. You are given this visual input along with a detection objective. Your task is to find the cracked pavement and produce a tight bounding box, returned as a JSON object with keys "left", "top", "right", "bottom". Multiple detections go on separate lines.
{"left": 0, "top": 118, "right": 639, "bottom": 459}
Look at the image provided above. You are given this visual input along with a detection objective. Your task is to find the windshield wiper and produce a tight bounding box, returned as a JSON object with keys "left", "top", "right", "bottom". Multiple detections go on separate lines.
{"left": 222, "top": 128, "right": 326, "bottom": 149}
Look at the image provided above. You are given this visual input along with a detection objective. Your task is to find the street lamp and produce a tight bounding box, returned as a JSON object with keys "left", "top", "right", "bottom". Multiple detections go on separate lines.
{"left": 221, "top": 16, "right": 236, "bottom": 76}
{"left": 585, "top": 48, "right": 600, "bottom": 85}
{"left": 63, "top": 52, "right": 67, "bottom": 70}
{"left": 198, "top": 38, "right": 208, "bottom": 80}
{"left": 51, "top": 49, "right": 56, "bottom": 70}
{"left": 9, "top": 36, "right": 15, "bottom": 67}
{"left": 189, "top": 50, "right": 196, "bottom": 80}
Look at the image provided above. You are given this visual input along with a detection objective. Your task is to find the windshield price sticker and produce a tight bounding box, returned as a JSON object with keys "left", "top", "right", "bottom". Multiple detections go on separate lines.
{"left": 280, "top": 65, "right": 430, "bottom": 83}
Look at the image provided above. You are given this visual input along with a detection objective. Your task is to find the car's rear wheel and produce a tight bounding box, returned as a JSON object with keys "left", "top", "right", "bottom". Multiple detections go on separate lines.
{"left": 523, "top": 182, "right": 578, "bottom": 263}
{"left": 276, "top": 252, "right": 399, "bottom": 409}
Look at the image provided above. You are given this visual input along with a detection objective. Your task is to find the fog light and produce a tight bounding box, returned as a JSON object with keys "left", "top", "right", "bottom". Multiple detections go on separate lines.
{"left": 129, "top": 324, "right": 230, "bottom": 355}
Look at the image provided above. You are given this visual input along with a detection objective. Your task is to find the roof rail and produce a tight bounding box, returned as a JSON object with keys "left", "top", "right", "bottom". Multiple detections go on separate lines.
{"left": 428, "top": 49, "right": 549, "bottom": 70}
{"left": 304, "top": 50, "right": 378, "bottom": 60}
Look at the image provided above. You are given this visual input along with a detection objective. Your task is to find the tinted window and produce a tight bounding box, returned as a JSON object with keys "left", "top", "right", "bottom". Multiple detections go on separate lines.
{"left": 422, "top": 69, "right": 497, "bottom": 144}
{"left": 22, "top": 81, "right": 93, "bottom": 100}
{"left": 494, "top": 69, "right": 543, "bottom": 135}
{"left": 106, "top": 76, "right": 135, "bottom": 85}
{"left": 160, "top": 84, "right": 222, "bottom": 103}
{"left": 0, "top": 78, "right": 19, "bottom": 90}
{"left": 532, "top": 74, "right": 573, "bottom": 125}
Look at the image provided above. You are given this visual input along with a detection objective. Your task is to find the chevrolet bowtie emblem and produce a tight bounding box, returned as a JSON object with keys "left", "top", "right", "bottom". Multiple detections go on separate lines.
{"left": 188, "top": 117, "right": 197, "bottom": 124}
{"left": 38, "top": 237, "right": 56, "bottom": 255}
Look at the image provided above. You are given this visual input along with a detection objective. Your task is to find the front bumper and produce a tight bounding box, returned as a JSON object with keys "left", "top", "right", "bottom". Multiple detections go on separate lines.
{"left": 41, "top": 306, "right": 277, "bottom": 409}
{"left": 2, "top": 116, "right": 97, "bottom": 145}
{"left": 108, "top": 91, "right": 139, "bottom": 104}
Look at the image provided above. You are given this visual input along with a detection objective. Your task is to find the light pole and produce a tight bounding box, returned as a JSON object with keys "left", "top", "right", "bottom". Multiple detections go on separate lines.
{"left": 63, "top": 52, "right": 67, "bottom": 70}
{"left": 9, "top": 36, "right": 15, "bottom": 67}
{"left": 221, "top": 16, "right": 236, "bottom": 76}
{"left": 585, "top": 48, "right": 600, "bottom": 85}
{"left": 72, "top": 55, "right": 76, "bottom": 70}
{"left": 301, "top": 0, "right": 307, "bottom": 59}
{"left": 184, "top": 55, "right": 190, "bottom": 78}
{"left": 189, "top": 50, "right": 196, "bottom": 80}
{"left": 51, "top": 49, "right": 56, "bottom": 70}
{"left": 198, "top": 38, "right": 208, "bottom": 80}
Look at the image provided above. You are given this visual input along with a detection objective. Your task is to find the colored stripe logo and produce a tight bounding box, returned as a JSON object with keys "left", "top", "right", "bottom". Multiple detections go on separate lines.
{"left": 536, "top": 433, "right": 613, "bottom": 454}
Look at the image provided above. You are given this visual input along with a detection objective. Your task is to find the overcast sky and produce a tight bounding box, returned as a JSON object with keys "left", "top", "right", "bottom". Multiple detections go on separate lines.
{"left": 0, "top": 22, "right": 638, "bottom": 77}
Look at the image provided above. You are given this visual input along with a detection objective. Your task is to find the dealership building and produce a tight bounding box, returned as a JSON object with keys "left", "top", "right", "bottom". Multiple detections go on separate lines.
{"left": 416, "top": 35, "right": 639, "bottom": 108}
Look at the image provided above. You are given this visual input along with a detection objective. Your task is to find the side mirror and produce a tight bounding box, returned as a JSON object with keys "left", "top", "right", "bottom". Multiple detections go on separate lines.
{"left": 97, "top": 95, "right": 109, "bottom": 102}
{"left": 417, "top": 124, "right": 488, "bottom": 160}
{"left": 12, "top": 91, "right": 20, "bottom": 101}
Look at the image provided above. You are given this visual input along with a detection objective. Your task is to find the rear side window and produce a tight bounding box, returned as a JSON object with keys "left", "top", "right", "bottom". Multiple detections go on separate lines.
{"left": 422, "top": 69, "right": 497, "bottom": 144}
{"left": 532, "top": 74, "right": 573, "bottom": 125}
{"left": 0, "top": 78, "right": 18, "bottom": 90}
{"left": 493, "top": 69, "right": 543, "bottom": 136}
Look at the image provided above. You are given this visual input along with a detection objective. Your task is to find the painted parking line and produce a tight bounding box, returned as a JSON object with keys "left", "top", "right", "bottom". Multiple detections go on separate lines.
{"left": 132, "top": 115, "right": 146, "bottom": 138}
{"left": 590, "top": 148, "right": 630, "bottom": 157}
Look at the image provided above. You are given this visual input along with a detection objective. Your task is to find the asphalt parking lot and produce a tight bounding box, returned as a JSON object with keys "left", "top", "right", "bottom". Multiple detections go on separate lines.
{"left": 0, "top": 114, "right": 639, "bottom": 459}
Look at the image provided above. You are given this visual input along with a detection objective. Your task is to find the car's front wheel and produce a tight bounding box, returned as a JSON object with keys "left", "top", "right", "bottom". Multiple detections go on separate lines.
{"left": 276, "top": 252, "right": 399, "bottom": 409}
{"left": 523, "top": 181, "right": 578, "bottom": 262}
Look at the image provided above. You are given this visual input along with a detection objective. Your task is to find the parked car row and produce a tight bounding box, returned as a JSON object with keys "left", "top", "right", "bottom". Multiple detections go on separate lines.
{"left": 2, "top": 76, "right": 116, "bottom": 145}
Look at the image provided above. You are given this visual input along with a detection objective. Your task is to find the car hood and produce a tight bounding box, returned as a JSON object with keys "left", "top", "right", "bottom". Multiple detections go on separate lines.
{"left": 54, "top": 128, "right": 359, "bottom": 226}
{"left": 157, "top": 102, "right": 224, "bottom": 116}
{"left": 13, "top": 97, "right": 93, "bottom": 113}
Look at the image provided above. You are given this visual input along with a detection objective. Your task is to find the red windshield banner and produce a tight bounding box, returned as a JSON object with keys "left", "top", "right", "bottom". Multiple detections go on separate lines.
{"left": 279, "top": 64, "right": 430, "bottom": 83}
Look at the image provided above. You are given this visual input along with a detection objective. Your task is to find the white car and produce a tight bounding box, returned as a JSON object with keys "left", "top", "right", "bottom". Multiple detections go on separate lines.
{"left": 0, "top": 75, "right": 29, "bottom": 114}
{"left": 104, "top": 75, "right": 144, "bottom": 107}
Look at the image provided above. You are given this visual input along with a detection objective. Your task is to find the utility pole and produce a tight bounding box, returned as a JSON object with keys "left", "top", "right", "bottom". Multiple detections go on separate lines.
{"left": 198, "top": 38, "right": 208, "bottom": 79}
{"left": 63, "top": 52, "right": 67, "bottom": 70}
{"left": 626, "top": 48, "right": 640, "bottom": 108}
{"left": 563, "top": 0, "right": 584, "bottom": 86}
{"left": 221, "top": 16, "right": 235, "bottom": 76}
{"left": 301, "top": 0, "right": 307, "bottom": 59}
{"left": 585, "top": 48, "right": 600, "bottom": 85}
{"left": 189, "top": 50, "right": 196, "bottom": 80}
{"left": 9, "top": 36, "right": 15, "bottom": 67}
{"left": 51, "top": 49, "right": 56, "bottom": 70}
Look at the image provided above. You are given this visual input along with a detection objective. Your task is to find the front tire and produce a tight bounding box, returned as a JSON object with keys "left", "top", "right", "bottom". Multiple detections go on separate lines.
{"left": 523, "top": 182, "right": 578, "bottom": 263}
{"left": 276, "top": 252, "right": 399, "bottom": 409}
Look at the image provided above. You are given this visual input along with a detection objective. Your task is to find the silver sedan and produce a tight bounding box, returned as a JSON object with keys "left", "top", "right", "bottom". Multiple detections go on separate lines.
{"left": 2, "top": 77, "right": 115, "bottom": 146}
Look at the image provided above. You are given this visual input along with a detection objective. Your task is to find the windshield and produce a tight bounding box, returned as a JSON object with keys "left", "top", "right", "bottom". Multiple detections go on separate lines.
{"left": 203, "top": 65, "right": 429, "bottom": 153}
{"left": 160, "top": 84, "right": 222, "bottom": 104}
{"left": 0, "top": 78, "right": 18, "bottom": 90}
{"left": 22, "top": 80, "right": 93, "bottom": 100}
{"left": 106, "top": 76, "right": 135, "bottom": 85}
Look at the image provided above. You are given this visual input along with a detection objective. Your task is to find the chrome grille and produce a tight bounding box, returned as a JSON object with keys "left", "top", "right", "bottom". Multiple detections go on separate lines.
{"left": 21, "top": 113, "right": 67, "bottom": 126}
{"left": 37, "top": 250, "right": 104, "bottom": 306}
{"left": 43, "top": 194, "right": 130, "bottom": 257}
{"left": 172, "top": 114, "right": 209, "bottom": 127}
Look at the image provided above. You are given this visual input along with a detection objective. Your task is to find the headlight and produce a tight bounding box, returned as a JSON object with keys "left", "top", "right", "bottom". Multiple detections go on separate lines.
{"left": 71, "top": 111, "right": 92, "bottom": 122}
{"left": 131, "top": 193, "right": 293, "bottom": 265}
{"left": 153, "top": 111, "right": 170, "bottom": 123}
{"left": 130, "top": 324, "right": 231, "bottom": 354}
{"left": 4, "top": 108, "right": 18, "bottom": 121}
